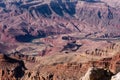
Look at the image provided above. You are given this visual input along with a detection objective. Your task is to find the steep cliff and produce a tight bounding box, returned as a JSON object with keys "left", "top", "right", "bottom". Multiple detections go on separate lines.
{"left": 0, "top": 0, "right": 120, "bottom": 43}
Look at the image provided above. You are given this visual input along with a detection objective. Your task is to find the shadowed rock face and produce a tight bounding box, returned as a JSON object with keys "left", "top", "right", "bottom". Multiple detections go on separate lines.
{"left": 0, "top": 1, "right": 120, "bottom": 79}
{"left": 0, "top": 0, "right": 120, "bottom": 43}
{"left": 81, "top": 67, "right": 113, "bottom": 80}
{"left": 0, "top": 50, "right": 120, "bottom": 80}
{"left": 0, "top": 53, "right": 27, "bottom": 80}
{"left": 15, "top": 30, "right": 46, "bottom": 42}
{"left": 81, "top": 0, "right": 101, "bottom": 2}
{"left": 24, "top": 0, "right": 77, "bottom": 18}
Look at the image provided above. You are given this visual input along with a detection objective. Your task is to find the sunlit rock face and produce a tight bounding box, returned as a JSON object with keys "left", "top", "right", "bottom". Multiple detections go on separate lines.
{"left": 101, "top": 0, "right": 120, "bottom": 8}
{"left": 111, "top": 72, "right": 120, "bottom": 80}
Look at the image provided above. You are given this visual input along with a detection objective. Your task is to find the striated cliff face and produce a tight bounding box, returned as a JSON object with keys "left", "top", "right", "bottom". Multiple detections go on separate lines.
{"left": 0, "top": 49, "right": 120, "bottom": 80}
{"left": 0, "top": 0, "right": 120, "bottom": 42}
{"left": 0, "top": 0, "right": 120, "bottom": 80}
{"left": 0, "top": 52, "right": 120, "bottom": 80}
{"left": 0, "top": 42, "right": 120, "bottom": 80}
{"left": 76, "top": 1, "right": 120, "bottom": 36}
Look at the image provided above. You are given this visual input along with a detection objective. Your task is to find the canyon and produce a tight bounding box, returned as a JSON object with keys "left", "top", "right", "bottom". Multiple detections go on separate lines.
{"left": 0, "top": 0, "right": 120, "bottom": 80}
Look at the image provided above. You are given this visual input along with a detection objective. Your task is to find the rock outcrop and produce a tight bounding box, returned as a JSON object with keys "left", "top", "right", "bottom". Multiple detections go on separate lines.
{"left": 0, "top": 52, "right": 120, "bottom": 80}
{"left": 111, "top": 72, "right": 120, "bottom": 80}
{"left": 0, "top": 53, "right": 27, "bottom": 80}
{"left": 80, "top": 67, "right": 113, "bottom": 80}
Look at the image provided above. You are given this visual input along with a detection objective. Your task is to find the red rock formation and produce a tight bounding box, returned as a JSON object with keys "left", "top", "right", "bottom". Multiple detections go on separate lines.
{"left": 0, "top": 53, "right": 26, "bottom": 80}
{"left": 109, "top": 53, "right": 120, "bottom": 73}
{"left": 0, "top": 0, "right": 120, "bottom": 43}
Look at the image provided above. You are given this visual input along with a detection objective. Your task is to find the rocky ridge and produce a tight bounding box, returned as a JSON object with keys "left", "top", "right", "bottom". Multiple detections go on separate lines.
{"left": 0, "top": 0, "right": 120, "bottom": 80}
{"left": 0, "top": 52, "right": 120, "bottom": 80}
{"left": 0, "top": 0, "right": 120, "bottom": 43}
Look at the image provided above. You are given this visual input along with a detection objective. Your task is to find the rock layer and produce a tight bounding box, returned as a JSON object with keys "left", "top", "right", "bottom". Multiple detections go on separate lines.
{"left": 0, "top": 0, "right": 120, "bottom": 43}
